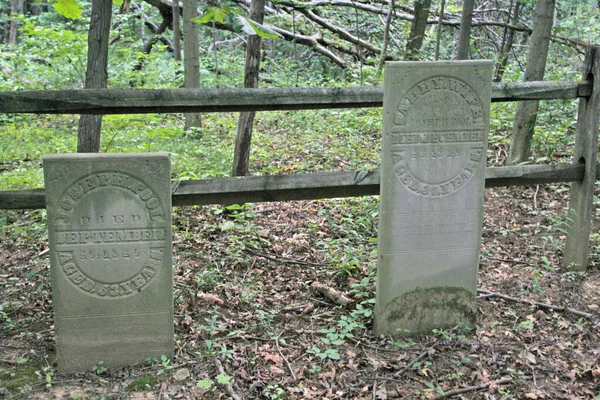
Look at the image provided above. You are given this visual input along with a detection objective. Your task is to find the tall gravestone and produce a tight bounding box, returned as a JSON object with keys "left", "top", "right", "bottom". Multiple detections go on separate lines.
{"left": 44, "top": 153, "right": 173, "bottom": 373}
{"left": 375, "top": 61, "right": 493, "bottom": 336}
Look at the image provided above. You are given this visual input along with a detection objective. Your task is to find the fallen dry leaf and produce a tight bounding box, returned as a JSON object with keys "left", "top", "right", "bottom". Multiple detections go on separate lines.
{"left": 263, "top": 353, "right": 283, "bottom": 365}
{"left": 198, "top": 293, "right": 224, "bottom": 304}
{"left": 269, "top": 365, "right": 285, "bottom": 375}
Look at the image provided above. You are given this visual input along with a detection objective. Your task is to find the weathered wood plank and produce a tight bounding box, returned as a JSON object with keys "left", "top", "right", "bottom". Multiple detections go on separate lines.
{"left": 484, "top": 163, "right": 584, "bottom": 187}
{"left": 493, "top": 80, "right": 591, "bottom": 102}
{"left": 0, "top": 81, "right": 590, "bottom": 115}
{"left": 0, "top": 87, "right": 383, "bottom": 114}
{"left": 173, "top": 170, "right": 381, "bottom": 206}
{"left": 0, "top": 188, "right": 46, "bottom": 210}
{"left": 0, "top": 164, "right": 586, "bottom": 210}
{"left": 564, "top": 46, "right": 600, "bottom": 271}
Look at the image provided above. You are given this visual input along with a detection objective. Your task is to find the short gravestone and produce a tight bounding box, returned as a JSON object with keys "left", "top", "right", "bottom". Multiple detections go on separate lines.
{"left": 44, "top": 153, "right": 173, "bottom": 373}
{"left": 375, "top": 61, "right": 493, "bottom": 336}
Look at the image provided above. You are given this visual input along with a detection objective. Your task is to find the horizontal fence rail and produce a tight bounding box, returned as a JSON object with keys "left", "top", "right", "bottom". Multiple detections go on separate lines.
{"left": 0, "top": 163, "right": 587, "bottom": 210}
{"left": 0, "top": 81, "right": 591, "bottom": 115}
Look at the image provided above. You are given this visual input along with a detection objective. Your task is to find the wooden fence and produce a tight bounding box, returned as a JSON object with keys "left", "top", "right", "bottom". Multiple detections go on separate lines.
{"left": 1, "top": 47, "right": 599, "bottom": 271}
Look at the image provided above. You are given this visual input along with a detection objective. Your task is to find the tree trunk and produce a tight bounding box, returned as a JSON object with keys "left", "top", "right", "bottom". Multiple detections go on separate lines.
{"left": 507, "top": 0, "right": 555, "bottom": 165}
{"left": 434, "top": 0, "right": 446, "bottom": 60}
{"left": 77, "top": 0, "right": 112, "bottom": 153}
{"left": 455, "top": 0, "right": 474, "bottom": 59}
{"left": 8, "top": 0, "right": 20, "bottom": 46}
{"left": 376, "top": 0, "right": 394, "bottom": 77}
{"left": 494, "top": 1, "right": 521, "bottom": 82}
{"left": 405, "top": 0, "right": 431, "bottom": 61}
{"left": 232, "top": 0, "right": 266, "bottom": 177}
{"left": 172, "top": 0, "right": 181, "bottom": 61}
{"left": 183, "top": 0, "right": 202, "bottom": 130}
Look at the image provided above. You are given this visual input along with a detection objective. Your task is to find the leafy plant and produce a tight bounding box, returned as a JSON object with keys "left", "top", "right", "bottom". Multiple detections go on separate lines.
{"left": 196, "top": 379, "right": 213, "bottom": 389}
{"left": 92, "top": 361, "right": 107, "bottom": 375}
{"left": 215, "top": 373, "right": 232, "bottom": 385}
{"left": 158, "top": 355, "right": 172, "bottom": 375}
{"left": 306, "top": 346, "right": 340, "bottom": 360}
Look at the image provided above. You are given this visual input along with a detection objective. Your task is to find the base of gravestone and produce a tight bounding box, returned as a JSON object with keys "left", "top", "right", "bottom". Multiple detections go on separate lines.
{"left": 374, "top": 286, "right": 476, "bottom": 336}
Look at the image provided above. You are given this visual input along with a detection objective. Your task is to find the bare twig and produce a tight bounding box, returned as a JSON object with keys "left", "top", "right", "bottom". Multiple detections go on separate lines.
{"left": 275, "top": 330, "right": 297, "bottom": 381}
{"left": 363, "top": 376, "right": 404, "bottom": 384}
{"left": 429, "top": 377, "right": 512, "bottom": 399}
{"left": 396, "top": 349, "right": 431, "bottom": 376}
{"left": 0, "top": 359, "right": 21, "bottom": 365}
{"left": 481, "top": 254, "right": 529, "bottom": 265}
{"left": 477, "top": 289, "right": 593, "bottom": 318}
{"left": 533, "top": 184, "right": 539, "bottom": 210}
{"left": 245, "top": 248, "right": 330, "bottom": 267}
{"left": 215, "top": 357, "right": 242, "bottom": 400}
{"left": 348, "top": 337, "right": 404, "bottom": 353}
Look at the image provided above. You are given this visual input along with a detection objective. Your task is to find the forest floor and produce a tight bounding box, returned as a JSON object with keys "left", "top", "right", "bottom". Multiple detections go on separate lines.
{"left": 1, "top": 184, "right": 600, "bottom": 400}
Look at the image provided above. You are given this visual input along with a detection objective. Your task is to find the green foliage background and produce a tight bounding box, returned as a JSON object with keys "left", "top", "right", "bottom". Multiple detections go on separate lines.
{"left": 0, "top": 0, "right": 598, "bottom": 190}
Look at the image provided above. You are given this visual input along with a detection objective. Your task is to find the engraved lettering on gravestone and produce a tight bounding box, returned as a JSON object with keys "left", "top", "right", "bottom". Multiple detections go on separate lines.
{"left": 54, "top": 172, "right": 167, "bottom": 299}
{"left": 390, "top": 76, "right": 485, "bottom": 197}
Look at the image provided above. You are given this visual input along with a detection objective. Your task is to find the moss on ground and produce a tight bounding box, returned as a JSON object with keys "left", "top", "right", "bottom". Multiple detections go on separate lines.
{"left": 127, "top": 375, "right": 159, "bottom": 391}
{"left": 0, "top": 359, "right": 43, "bottom": 394}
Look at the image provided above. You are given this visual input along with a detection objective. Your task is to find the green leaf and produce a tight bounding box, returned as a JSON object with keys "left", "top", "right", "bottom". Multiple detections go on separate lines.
{"left": 220, "top": 220, "right": 235, "bottom": 231}
{"left": 248, "top": 20, "right": 282, "bottom": 39}
{"left": 113, "top": 0, "right": 124, "bottom": 5}
{"left": 226, "top": 14, "right": 281, "bottom": 38}
{"left": 215, "top": 373, "right": 232, "bottom": 385}
{"left": 196, "top": 379, "right": 213, "bottom": 389}
{"left": 193, "top": 8, "right": 227, "bottom": 25}
{"left": 53, "top": 0, "right": 82, "bottom": 20}
{"left": 16, "top": 357, "right": 28, "bottom": 364}
{"left": 325, "top": 349, "right": 340, "bottom": 360}
{"left": 229, "top": 14, "right": 254, "bottom": 35}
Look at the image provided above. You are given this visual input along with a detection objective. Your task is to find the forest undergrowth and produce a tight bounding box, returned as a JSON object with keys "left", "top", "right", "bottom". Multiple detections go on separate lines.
{"left": 1, "top": 110, "right": 600, "bottom": 399}
{"left": 1, "top": 184, "right": 599, "bottom": 399}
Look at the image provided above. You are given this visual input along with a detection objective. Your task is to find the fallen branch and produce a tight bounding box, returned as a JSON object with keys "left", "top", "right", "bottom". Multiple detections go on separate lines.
{"left": 0, "top": 359, "right": 21, "bottom": 365}
{"left": 310, "top": 282, "right": 353, "bottom": 306}
{"left": 363, "top": 376, "right": 404, "bottom": 384}
{"left": 348, "top": 337, "right": 405, "bottom": 353}
{"left": 215, "top": 357, "right": 242, "bottom": 400}
{"left": 298, "top": 8, "right": 382, "bottom": 54}
{"left": 429, "top": 377, "right": 512, "bottom": 399}
{"left": 477, "top": 289, "right": 593, "bottom": 318}
{"left": 481, "top": 254, "right": 529, "bottom": 265}
{"left": 275, "top": 330, "right": 297, "bottom": 381}
{"left": 245, "top": 248, "right": 330, "bottom": 267}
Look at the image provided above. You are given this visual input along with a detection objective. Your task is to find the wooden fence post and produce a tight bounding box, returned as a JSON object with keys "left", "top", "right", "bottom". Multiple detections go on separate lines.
{"left": 563, "top": 46, "right": 600, "bottom": 271}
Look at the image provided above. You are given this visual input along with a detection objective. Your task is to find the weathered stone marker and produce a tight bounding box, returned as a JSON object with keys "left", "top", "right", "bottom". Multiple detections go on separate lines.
{"left": 44, "top": 153, "right": 173, "bottom": 373}
{"left": 375, "top": 61, "right": 493, "bottom": 336}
